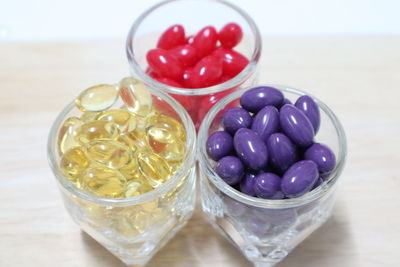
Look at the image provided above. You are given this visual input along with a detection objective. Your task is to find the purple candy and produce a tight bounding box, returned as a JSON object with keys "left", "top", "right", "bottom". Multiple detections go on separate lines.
{"left": 312, "top": 177, "right": 324, "bottom": 190}
{"left": 295, "top": 95, "right": 321, "bottom": 134}
{"left": 281, "top": 160, "right": 319, "bottom": 198}
{"left": 251, "top": 106, "right": 279, "bottom": 142}
{"left": 280, "top": 104, "right": 315, "bottom": 147}
{"left": 254, "top": 173, "right": 281, "bottom": 199}
{"left": 206, "top": 131, "right": 234, "bottom": 161}
{"left": 267, "top": 133, "right": 297, "bottom": 173}
{"left": 278, "top": 98, "right": 293, "bottom": 109}
{"left": 282, "top": 98, "right": 292, "bottom": 105}
{"left": 234, "top": 128, "right": 268, "bottom": 171}
{"left": 215, "top": 156, "right": 244, "bottom": 185}
{"left": 304, "top": 143, "right": 336, "bottom": 174}
{"left": 240, "top": 173, "right": 257, "bottom": 196}
{"left": 222, "top": 107, "right": 252, "bottom": 135}
{"left": 240, "top": 86, "right": 284, "bottom": 113}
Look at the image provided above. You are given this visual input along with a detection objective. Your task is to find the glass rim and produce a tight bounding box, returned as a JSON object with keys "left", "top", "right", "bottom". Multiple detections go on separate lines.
{"left": 47, "top": 85, "right": 196, "bottom": 207}
{"left": 198, "top": 84, "right": 347, "bottom": 209}
{"left": 126, "top": 0, "right": 262, "bottom": 96}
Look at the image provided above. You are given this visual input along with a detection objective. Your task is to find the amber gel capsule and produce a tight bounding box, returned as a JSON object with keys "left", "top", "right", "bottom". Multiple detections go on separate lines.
{"left": 75, "top": 84, "right": 119, "bottom": 112}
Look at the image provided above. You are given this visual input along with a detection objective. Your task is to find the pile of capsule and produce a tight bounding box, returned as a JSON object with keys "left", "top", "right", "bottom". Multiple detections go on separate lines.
{"left": 58, "top": 77, "right": 187, "bottom": 198}
{"left": 206, "top": 86, "right": 336, "bottom": 199}
{"left": 146, "top": 23, "right": 249, "bottom": 89}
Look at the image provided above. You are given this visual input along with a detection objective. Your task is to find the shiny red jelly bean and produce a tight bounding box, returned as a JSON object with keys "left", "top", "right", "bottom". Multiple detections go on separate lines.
{"left": 218, "top": 23, "right": 243, "bottom": 49}
{"left": 182, "top": 69, "right": 193, "bottom": 88}
{"left": 155, "top": 77, "right": 183, "bottom": 88}
{"left": 213, "top": 48, "right": 249, "bottom": 77}
{"left": 186, "top": 35, "right": 194, "bottom": 45}
{"left": 188, "top": 55, "right": 223, "bottom": 88}
{"left": 147, "top": 48, "right": 184, "bottom": 81}
{"left": 157, "top": 24, "right": 185, "bottom": 50}
{"left": 193, "top": 26, "right": 218, "bottom": 58}
{"left": 169, "top": 44, "right": 198, "bottom": 68}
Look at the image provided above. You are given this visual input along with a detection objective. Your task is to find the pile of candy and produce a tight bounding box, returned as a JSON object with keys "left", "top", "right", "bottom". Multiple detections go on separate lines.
{"left": 206, "top": 86, "right": 336, "bottom": 199}
{"left": 58, "top": 77, "right": 187, "bottom": 198}
{"left": 146, "top": 23, "right": 249, "bottom": 88}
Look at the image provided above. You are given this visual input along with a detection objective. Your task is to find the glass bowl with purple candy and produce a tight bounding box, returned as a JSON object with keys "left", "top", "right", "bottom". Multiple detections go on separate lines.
{"left": 198, "top": 85, "right": 346, "bottom": 266}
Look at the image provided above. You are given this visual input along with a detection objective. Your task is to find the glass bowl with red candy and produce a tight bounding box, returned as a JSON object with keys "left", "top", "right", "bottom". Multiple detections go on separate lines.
{"left": 126, "top": 0, "right": 261, "bottom": 129}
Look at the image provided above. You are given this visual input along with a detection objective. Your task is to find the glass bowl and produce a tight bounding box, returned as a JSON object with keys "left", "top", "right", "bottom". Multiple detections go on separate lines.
{"left": 198, "top": 85, "right": 347, "bottom": 266}
{"left": 126, "top": 0, "right": 262, "bottom": 129}
{"left": 48, "top": 86, "right": 197, "bottom": 266}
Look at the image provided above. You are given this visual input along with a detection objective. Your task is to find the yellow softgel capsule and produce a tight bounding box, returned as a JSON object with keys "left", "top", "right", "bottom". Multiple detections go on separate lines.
{"left": 119, "top": 156, "right": 142, "bottom": 181}
{"left": 79, "top": 166, "right": 127, "bottom": 198}
{"left": 147, "top": 126, "right": 175, "bottom": 144}
{"left": 146, "top": 114, "right": 186, "bottom": 141}
{"left": 60, "top": 147, "right": 89, "bottom": 183}
{"left": 117, "top": 134, "right": 138, "bottom": 152}
{"left": 57, "top": 117, "right": 82, "bottom": 155}
{"left": 75, "top": 84, "right": 119, "bottom": 112}
{"left": 125, "top": 129, "right": 150, "bottom": 152}
{"left": 125, "top": 179, "right": 153, "bottom": 197}
{"left": 80, "top": 111, "right": 98, "bottom": 122}
{"left": 77, "top": 120, "right": 120, "bottom": 144}
{"left": 119, "top": 77, "right": 152, "bottom": 117}
{"left": 161, "top": 139, "right": 186, "bottom": 163}
{"left": 137, "top": 152, "right": 172, "bottom": 187}
{"left": 97, "top": 109, "right": 137, "bottom": 132}
{"left": 86, "top": 140, "right": 132, "bottom": 169}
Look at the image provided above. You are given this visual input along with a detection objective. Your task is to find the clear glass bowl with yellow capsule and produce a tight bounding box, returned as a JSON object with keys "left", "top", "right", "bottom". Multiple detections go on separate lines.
{"left": 47, "top": 77, "right": 196, "bottom": 266}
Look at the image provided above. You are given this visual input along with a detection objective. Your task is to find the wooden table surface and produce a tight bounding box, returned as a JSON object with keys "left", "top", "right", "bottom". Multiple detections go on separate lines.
{"left": 1, "top": 36, "right": 399, "bottom": 267}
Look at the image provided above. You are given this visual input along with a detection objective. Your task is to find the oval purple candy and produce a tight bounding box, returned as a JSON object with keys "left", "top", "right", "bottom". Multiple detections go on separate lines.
{"left": 267, "top": 133, "right": 297, "bottom": 173}
{"left": 282, "top": 98, "right": 292, "bottom": 106}
{"left": 280, "top": 104, "right": 315, "bottom": 147}
{"left": 234, "top": 128, "right": 268, "bottom": 171}
{"left": 206, "top": 131, "right": 234, "bottom": 161}
{"left": 254, "top": 173, "right": 281, "bottom": 199}
{"left": 281, "top": 160, "right": 319, "bottom": 198}
{"left": 312, "top": 177, "right": 324, "bottom": 190}
{"left": 240, "top": 86, "right": 284, "bottom": 113}
{"left": 215, "top": 156, "right": 244, "bottom": 185}
{"left": 295, "top": 95, "right": 321, "bottom": 134}
{"left": 304, "top": 143, "right": 336, "bottom": 174}
{"left": 251, "top": 106, "right": 279, "bottom": 142}
{"left": 222, "top": 107, "right": 252, "bottom": 135}
{"left": 240, "top": 173, "right": 257, "bottom": 196}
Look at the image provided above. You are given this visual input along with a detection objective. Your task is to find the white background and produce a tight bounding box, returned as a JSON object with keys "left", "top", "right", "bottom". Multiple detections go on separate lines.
{"left": 1, "top": 0, "right": 400, "bottom": 41}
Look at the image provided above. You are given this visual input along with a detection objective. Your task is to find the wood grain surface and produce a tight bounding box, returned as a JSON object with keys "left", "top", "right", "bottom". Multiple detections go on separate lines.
{"left": 0, "top": 36, "right": 399, "bottom": 267}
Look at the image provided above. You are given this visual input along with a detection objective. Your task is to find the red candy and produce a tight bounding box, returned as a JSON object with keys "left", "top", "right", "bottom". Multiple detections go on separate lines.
{"left": 155, "top": 77, "right": 183, "bottom": 88}
{"left": 157, "top": 24, "right": 185, "bottom": 50}
{"left": 169, "top": 44, "right": 198, "bottom": 68}
{"left": 213, "top": 48, "right": 249, "bottom": 77}
{"left": 218, "top": 23, "right": 243, "bottom": 49}
{"left": 186, "top": 35, "right": 195, "bottom": 45}
{"left": 188, "top": 55, "right": 223, "bottom": 88}
{"left": 193, "top": 26, "right": 218, "bottom": 58}
{"left": 182, "top": 69, "right": 193, "bottom": 88}
{"left": 145, "top": 23, "right": 250, "bottom": 128}
{"left": 147, "top": 48, "right": 184, "bottom": 81}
